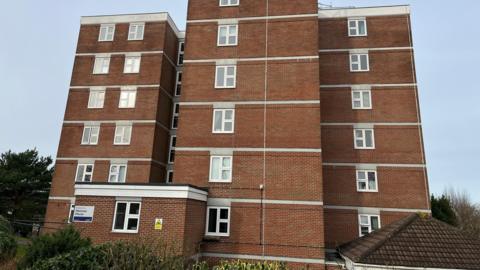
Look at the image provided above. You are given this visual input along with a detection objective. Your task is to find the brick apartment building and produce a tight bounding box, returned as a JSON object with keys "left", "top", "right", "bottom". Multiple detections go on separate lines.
{"left": 44, "top": 1, "right": 430, "bottom": 269}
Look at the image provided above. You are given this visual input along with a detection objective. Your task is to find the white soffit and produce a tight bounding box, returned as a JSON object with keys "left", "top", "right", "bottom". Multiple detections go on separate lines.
{"left": 75, "top": 184, "right": 208, "bottom": 202}
{"left": 319, "top": 5, "right": 410, "bottom": 18}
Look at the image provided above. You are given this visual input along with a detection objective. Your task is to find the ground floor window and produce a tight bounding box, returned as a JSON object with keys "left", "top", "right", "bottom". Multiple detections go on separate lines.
{"left": 206, "top": 206, "right": 230, "bottom": 236}
{"left": 359, "top": 214, "right": 380, "bottom": 236}
{"left": 68, "top": 204, "right": 75, "bottom": 223}
{"left": 112, "top": 201, "right": 141, "bottom": 233}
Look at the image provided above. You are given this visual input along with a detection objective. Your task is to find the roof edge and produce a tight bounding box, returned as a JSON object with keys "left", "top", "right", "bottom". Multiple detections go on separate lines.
{"left": 318, "top": 5, "right": 410, "bottom": 18}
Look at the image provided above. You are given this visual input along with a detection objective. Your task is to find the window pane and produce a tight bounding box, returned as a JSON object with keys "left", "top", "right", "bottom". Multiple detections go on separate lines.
{"left": 355, "top": 130, "right": 363, "bottom": 139}
{"left": 361, "top": 226, "right": 369, "bottom": 236}
{"left": 357, "top": 171, "right": 366, "bottom": 180}
{"left": 227, "top": 66, "right": 235, "bottom": 76}
{"left": 360, "top": 55, "right": 368, "bottom": 70}
{"left": 368, "top": 178, "right": 376, "bottom": 190}
{"left": 216, "top": 67, "right": 225, "bottom": 86}
{"left": 351, "top": 55, "right": 359, "bottom": 62}
{"left": 360, "top": 216, "right": 369, "bottom": 225}
{"left": 211, "top": 158, "right": 221, "bottom": 179}
{"left": 365, "top": 130, "right": 373, "bottom": 147}
{"left": 371, "top": 216, "right": 379, "bottom": 230}
{"left": 228, "top": 36, "right": 236, "bottom": 44}
{"left": 86, "top": 165, "right": 93, "bottom": 173}
{"left": 127, "top": 218, "right": 138, "bottom": 230}
{"left": 358, "top": 21, "right": 366, "bottom": 35}
{"left": 219, "top": 222, "right": 228, "bottom": 233}
{"left": 76, "top": 166, "right": 84, "bottom": 181}
{"left": 214, "top": 111, "right": 223, "bottom": 131}
{"left": 362, "top": 92, "right": 371, "bottom": 107}
{"left": 220, "top": 208, "right": 228, "bottom": 219}
{"left": 353, "top": 101, "right": 361, "bottom": 108}
{"left": 224, "top": 122, "right": 233, "bottom": 131}
{"left": 231, "top": 0, "right": 238, "bottom": 4}
{"left": 224, "top": 110, "right": 233, "bottom": 120}
{"left": 229, "top": 26, "right": 236, "bottom": 35}
{"left": 114, "top": 203, "right": 127, "bottom": 230}
{"left": 349, "top": 21, "right": 356, "bottom": 28}
{"left": 222, "top": 170, "right": 230, "bottom": 180}
{"left": 129, "top": 203, "right": 139, "bottom": 215}
{"left": 358, "top": 181, "right": 367, "bottom": 190}
{"left": 82, "top": 128, "right": 91, "bottom": 144}
{"left": 353, "top": 92, "right": 361, "bottom": 99}
{"left": 226, "top": 77, "right": 235, "bottom": 87}
{"left": 220, "top": 0, "right": 228, "bottom": 5}
{"left": 118, "top": 166, "right": 126, "bottom": 182}
{"left": 208, "top": 209, "right": 217, "bottom": 233}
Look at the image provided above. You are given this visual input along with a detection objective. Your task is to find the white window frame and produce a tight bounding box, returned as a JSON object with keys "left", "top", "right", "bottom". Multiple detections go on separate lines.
{"left": 217, "top": 24, "right": 238, "bottom": 46}
{"left": 348, "top": 18, "right": 367, "bottom": 37}
{"left": 350, "top": 53, "right": 369, "bottom": 72}
{"left": 93, "top": 56, "right": 110, "bottom": 74}
{"left": 98, "top": 24, "right": 115, "bottom": 41}
{"left": 87, "top": 88, "right": 105, "bottom": 109}
{"left": 359, "top": 214, "right": 381, "bottom": 237}
{"left": 215, "top": 65, "right": 237, "bottom": 88}
{"left": 166, "top": 170, "right": 173, "bottom": 183}
{"left": 212, "top": 109, "right": 235, "bottom": 134}
{"left": 209, "top": 156, "right": 233, "bottom": 182}
{"left": 114, "top": 124, "right": 132, "bottom": 145}
{"left": 175, "top": 71, "right": 182, "bottom": 96}
{"left": 356, "top": 170, "right": 378, "bottom": 192}
{"left": 75, "top": 164, "right": 94, "bottom": 182}
{"left": 81, "top": 125, "right": 100, "bottom": 145}
{"left": 352, "top": 89, "right": 372, "bottom": 109}
{"left": 168, "top": 135, "right": 176, "bottom": 164}
{"left": 128, "top": 22, "right": 145, "bottom": 41}
{"left": 108, "top": 164, "right": 127, "bottom": 183}
{"left": 205, "top": 206, "right": 230, "bottom": 237}
{"left": 177, "top": 41, "right": 185, "bottom": 66}
{"left": 123, "top": 56, "right": 141, "bottom": 74}
{"left": 171, "top": 103, "right": 179, "bottom": 129}
{"left": 219, "top": 0, "right": 239, "bottom": 7}
{"left": 68, "top": 204, "right": 76, "bottom": 223}
{"left": 112, "top": 201, "right": 141, "bottom": 233}
{"left": 119, "top": 88, "right": 137, "bottom": 108}
{"left": 354, "top": 128, "right": 375, "bottom": 149}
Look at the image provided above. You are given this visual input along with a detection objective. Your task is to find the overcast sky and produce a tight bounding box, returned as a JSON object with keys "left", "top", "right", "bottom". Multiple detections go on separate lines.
{"left": 0, "top": 0, "right": 478, "bottom": 202}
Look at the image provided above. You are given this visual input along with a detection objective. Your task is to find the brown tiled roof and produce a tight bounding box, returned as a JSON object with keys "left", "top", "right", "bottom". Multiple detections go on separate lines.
{"left": 338, "top": 214, "right": 480, "bottom": 269}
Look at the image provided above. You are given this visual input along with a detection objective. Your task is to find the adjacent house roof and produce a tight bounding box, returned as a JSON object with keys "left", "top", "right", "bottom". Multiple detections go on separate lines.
{"left": 338, "top": 214, "right": 480, "bottom": 270}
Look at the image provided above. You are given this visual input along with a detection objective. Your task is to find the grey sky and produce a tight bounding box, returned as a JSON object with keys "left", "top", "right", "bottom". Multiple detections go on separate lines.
{"left": 0, "top": 1, "right": 478, "bottom": 202}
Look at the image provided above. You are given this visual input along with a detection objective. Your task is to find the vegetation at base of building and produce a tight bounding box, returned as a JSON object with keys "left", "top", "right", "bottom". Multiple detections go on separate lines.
{"left": 431, "top": 194, "right": 458, "bottom": 226}
{"left": 0, "top": 216, "right": 17, "bottom": 264}
{"left": 18, "top": 225, "right": 91, "bottom": 269}
{"left": 0, "top": 149, "right": 53, "bottom": 236}
{"left": 192, "top": 260, "right": 288, "bottom": 270}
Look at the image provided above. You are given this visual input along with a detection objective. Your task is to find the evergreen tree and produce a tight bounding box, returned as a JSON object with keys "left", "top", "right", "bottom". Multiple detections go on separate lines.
{"left": 431, "top": 194, "right": 457, "bottom": 226}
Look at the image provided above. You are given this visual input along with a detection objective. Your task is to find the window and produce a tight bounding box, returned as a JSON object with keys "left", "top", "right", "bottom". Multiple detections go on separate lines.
{"left": 357, "top": 170, "right": 378, "bottom": 192}
{"left": 210, "top": 156, "right": 232, "bottom": 182}
{"left": 119, "top": 88, "right": 137, "bottom": 108}
{"left": 166, "top": 170, "right": 173, "bottom": 183}
{"left": 88, "top": 89, "right": 105, "bottom": 109}
{"left": 359, "top": 215, "right": 380, "bottom": 236}
{"left": 354, "top": 129, "right": 375, "bottom": 149}
{"left": 206, "top": 207, "right": 230, "bottom": 236}
{"left": 113, "top": 202, "right": 141, "bottom": 233}
{"left": 75, "top": 164, "right": 94, "bottom": 182}
{"left": 108, "top": 164, "right": 127, "bottom": 183}
{"left": 217, "top": 25, "right": 238, "bottom": 46}
{"left": 124, "top": 56, "right": 141, "bottom": 73}
{"left": 350, "top": 53, "right": 369, "bottom": 72}
{"left": 348, "top": 18, "right": 367, "bottom": 37}
{"left": 215, "top": 65, "right": 236, "bottom": 88}
{"left": 352, "top": 89, "right": 372, "bottom": 109}
{"left": 114, "top": 124, "right": 132, "bottom": 145}
{"left": 212, "top": 109, "right": 235, "bottom": 133}
{"left": 219, "top": 0, "right": 239, "bottom": 6}
{"left": 98, "top": 24, "right": 115, "bottom": 41}
{"left": 128, "top": 23, "right": 145, "bottom": 40}
{"left": 81, "top": 125, "right": 100, "bottom": 145}
{"left": 177, "top": 41, "right": 185, "bottom": 65}
{"left": 93, "top": 56, "right": 110, "bottom": 74}
{"left": 68, "top": 204, "right": 75, "bottom": 223}
{"left": 171, "top": 103, "right": 179, "bottom": 129}
{"left": 168, "top": 135, "right": 176, "bottom": 164}
{"left": 175, "top": 71, "right": 182, "bottom": 96}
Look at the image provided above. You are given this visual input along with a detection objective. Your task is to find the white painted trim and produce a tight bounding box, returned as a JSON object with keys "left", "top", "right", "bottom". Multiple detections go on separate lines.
{"left": 320, "top": 83, "right": 416, "bottom": 88}
{"left": 324, "top": 205, "right": 431, "bottom": 213}
{"left": 49, "top": 196, "right": 76, "bottom": 203}
{"left": 176, "top": 147, "right": 322, "bottom": 153}
{"left": 321, "top": 122, "right": 421, "bottom": 126}
{"left": 230, "top": 198, "right": 323, "bottom": 206}
{"left": 56, "top": 157, "right": 167, "bottom": 167}
{"left": 63, "top": 120, "right": 156, "bottom": 124}
{"left": 76, "top": 51, "right": 163, "bottom": 56}
{"left": 70, "top": 84, "right": 160, "bottom": 89}
{"left": 319, "top": 46, "right": 412, "bottom": 53}
{"left": 184, "top": 55, "right": 318, "bottom": 63}
{"left": 323, "top": 162, "right": 426, "bottom": 168}
{"left": 201, "top": 252, "right": 325, "bottom": 264}
{"left": 347, "top": 261, "right": 467, "bottom": 270}
{"left": 187, "top": 13, "right": 319, "bottom": 23}
{"left": 180, "top": 100, "right": 320, "bottom": 106}
{"left": 75, "top": 184, "right": 208, "bottom": 202}
{"left": 318, "top": 5, "right": 410, "bottom": 18}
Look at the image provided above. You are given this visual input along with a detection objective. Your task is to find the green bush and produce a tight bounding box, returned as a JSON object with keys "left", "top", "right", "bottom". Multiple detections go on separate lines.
{"left": 0, "top": 216, "right": 13, "bottom": 234}
{"left": 19, "top": 225, "right": 91, "bottom": 269}
{"left": 29, "top": 245, "right": 105, "bottom": 270}
{"left": 192, "top": 260, "right": 288, "bottom": 270}
{"left": 0, "top": 231, "right": 17, "bottom": 263}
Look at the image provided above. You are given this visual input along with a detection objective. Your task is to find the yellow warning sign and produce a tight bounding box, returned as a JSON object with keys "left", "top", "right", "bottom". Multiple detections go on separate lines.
{"left": 155, "top": 218, "right": 163, "bottom": 230}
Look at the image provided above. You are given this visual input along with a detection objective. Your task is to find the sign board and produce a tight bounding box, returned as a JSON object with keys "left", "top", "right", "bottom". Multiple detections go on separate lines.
{"left": 154, "top": 218, "right": 163, "bottom": 230}
{"left": 73, "top": 206, "right": 95, "bottom": 223}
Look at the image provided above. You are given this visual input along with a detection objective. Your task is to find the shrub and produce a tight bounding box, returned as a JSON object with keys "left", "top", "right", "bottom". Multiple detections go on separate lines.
{"left": 0, "top": 216, "right": 13, "bottom": 234}
{"left": 29, "top": 245, "right": 105, "bottom": 270}
{"left": 0, "top": 231, "right": 17, "bottom": 263}
{"left": 192, "top": 260, "right": 288, "bottom": 270}
{"left": 19, "top": 225, "right": 91, "bottom": 269}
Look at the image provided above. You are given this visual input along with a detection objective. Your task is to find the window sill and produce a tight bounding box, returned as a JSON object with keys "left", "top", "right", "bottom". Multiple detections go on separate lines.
{"left": 111, "top": 230, "right": 138, "bottom": 234}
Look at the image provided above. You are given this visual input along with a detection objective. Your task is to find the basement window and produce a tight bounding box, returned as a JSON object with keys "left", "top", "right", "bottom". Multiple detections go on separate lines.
{"left": 206, "top": 207, "right": 230, "bottom": 236}
{"left": 359, "top": 214, "right": 380, "bottom": 236}
{"left": 113, "top": 202, "right": 141, "bottom": 233}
